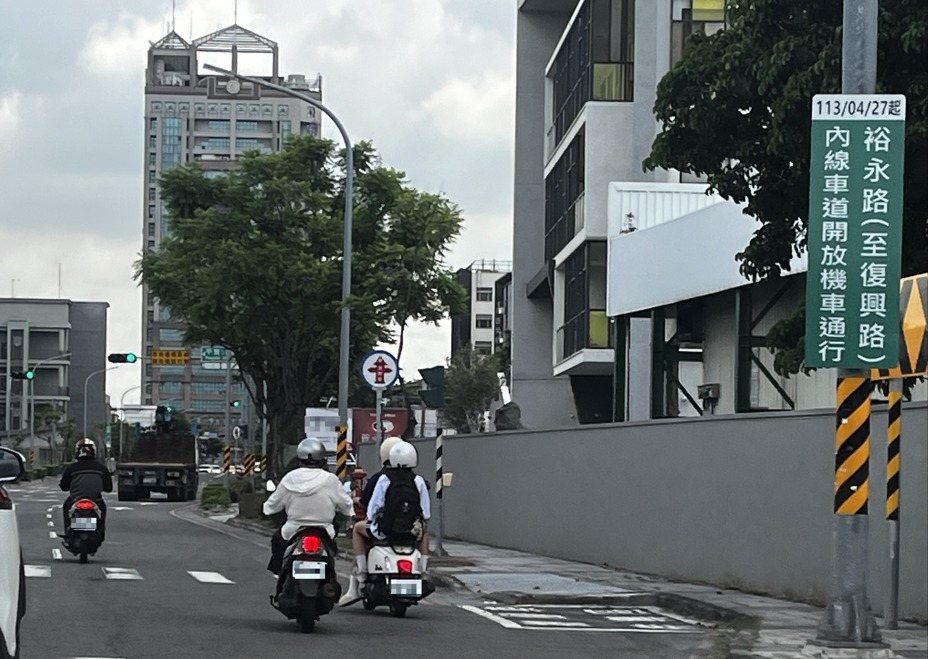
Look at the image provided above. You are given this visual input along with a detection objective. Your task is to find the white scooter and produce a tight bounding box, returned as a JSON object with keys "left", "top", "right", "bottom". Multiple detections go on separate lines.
{"left": 361, "top": 540, "right": 433, "bottom": 617}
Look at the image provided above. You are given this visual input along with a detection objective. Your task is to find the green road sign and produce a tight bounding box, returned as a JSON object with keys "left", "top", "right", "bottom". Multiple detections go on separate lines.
{"left": 804, "top": 94, "right": 906, "bottom": 368}
{"left": 200, "top": 346, "right": 228, "bottom": 362}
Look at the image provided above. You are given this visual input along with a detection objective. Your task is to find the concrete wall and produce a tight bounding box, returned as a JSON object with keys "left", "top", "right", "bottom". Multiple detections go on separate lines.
{"left": 362, "top": 404, "right": 928, "bottom": 619}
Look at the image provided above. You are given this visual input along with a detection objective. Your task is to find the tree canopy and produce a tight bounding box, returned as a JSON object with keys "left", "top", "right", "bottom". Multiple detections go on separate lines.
{"left": 136, "top": 136, "right": 465, "bottom": 472}
{"left": 443, "top": 345, "right": 500, "bottom": 434}
{"left": 644, "top": 0, "right": 927, "bottom": 373}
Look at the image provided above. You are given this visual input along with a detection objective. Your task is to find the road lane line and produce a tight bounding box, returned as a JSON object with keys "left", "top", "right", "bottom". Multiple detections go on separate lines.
{"left": 500, "top": 613, "right": 568, "bottom": 620}
{"left": 459, "top": 605, "right": 523, "bottom": 629}
{"left": 25, "top": 565, "right": 51, "bottom": 578}
{"left": 48, "top": 531, "right": 57, "bottom": 539}
{"left": 52, "top": 549, "right": 62, "bottom": 560}
{"left": 518, "top": 620, "right": 592, "bottom": 628}
{"left": 188, "top": 570, "right": 235, "bottom": 584}
{"left": 102, "top": 567, "right": 143, "bottom": 580}
{"left": 48, "top": 521, "right": 55, "bottom": 527}
{"left": 46, "top": 513, "right": 52, "bottom": 519}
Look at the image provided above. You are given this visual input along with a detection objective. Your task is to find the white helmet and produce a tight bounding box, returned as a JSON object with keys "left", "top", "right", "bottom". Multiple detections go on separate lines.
{"left": 379, "top": 436, "right": 402, "bottom": 465}
{"left": 76, "top": 438, "right": 96, "bottom": 459}
{"left": 388, "top": 441, "right": 418, "bottom": 469}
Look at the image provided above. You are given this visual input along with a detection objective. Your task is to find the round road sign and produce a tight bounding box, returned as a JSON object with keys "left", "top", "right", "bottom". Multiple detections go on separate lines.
{"left": 359, "top": 350, "right": 400, "bottom": 389}
{"left": 232, "top": 425, "right": 241, "bottom": 440}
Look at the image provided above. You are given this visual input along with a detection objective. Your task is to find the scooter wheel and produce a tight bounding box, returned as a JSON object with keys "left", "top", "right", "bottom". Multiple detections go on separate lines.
{"left": 299, "top": 599, "right": 316, "bottom": 634}
{"left": 389, "top": 603, "right": 408, "bottom": 618}
{"left": 362, "top": 598, "right": 376, "bottom": 611}
{"left": 79, "top": 552, "right": 88, "bottom": 564}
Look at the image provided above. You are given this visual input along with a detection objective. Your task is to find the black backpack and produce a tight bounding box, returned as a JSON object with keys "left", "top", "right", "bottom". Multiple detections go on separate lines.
{"left": 378, "top": 469, "right": 422, "bottom": 541}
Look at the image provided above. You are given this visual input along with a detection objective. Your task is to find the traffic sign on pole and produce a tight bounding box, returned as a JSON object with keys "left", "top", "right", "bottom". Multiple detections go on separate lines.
{"left": 804, "top": 94, "right": 906, "bottom": 369}
{"left": 870, "top": 273, "right": 928, "bottom": 380}
{"left": 359, "top": 350, "right": 399, "bottom": 389}
{"left": 200, "top": 346, "right": 228, "bottom": 362}
{"left": 151, "top": 349, "right": 190, "bottom": 366}
{"left": 232, "top": 425, "right": 241, "bottom": 441}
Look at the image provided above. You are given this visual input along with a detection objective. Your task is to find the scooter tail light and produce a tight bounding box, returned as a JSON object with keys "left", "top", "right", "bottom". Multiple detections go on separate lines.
{"left": 300, "top": 535, "right": 322, "bottom": 554}
{"left": 75, "top": 499, "right": 95, "bottom": 510}
{"left": 397, "top": 559, "right": 413, "bottom": 574}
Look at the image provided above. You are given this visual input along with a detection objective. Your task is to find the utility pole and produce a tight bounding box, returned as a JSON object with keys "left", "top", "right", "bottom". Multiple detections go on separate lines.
{"left": 814, "top": 0, "right": 883, "bottom": 648}
{"left": 224, "top": 356, "right": 232, "bottom": 460}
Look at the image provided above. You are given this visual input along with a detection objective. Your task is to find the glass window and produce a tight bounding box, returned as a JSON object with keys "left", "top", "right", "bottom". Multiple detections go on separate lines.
{"left": 148, "top": 223, "right": 155, "bottom": 237}
{"left": 237, "top": 120, "right": 258, "bottom": 132}
{"left": 148, "top": 188, "right": 156, "bottom": 201}
{"left": 207, "top": 120, "right": 230, "bottom": 133}
{"left": 236, "top": 138, "right": 270, "bottom": 152}
{"left": 300, "top": 123, "right": 319, "bottom": 136}
{"left": 149, "top": 152, "right": 156, "bottom": 166}
{"left": 476, "top": 288, "right": 493, "bottom": 302}
{"left": 474, "top": 341, "right": 493, "bottom": 354}
{"left": 147, "top": 310, "right": 154, "bottom": 323}
{"left": 671, "top": 0, "right": 725, "bottom": 65}
{"left": 161, "top": 117, "right": 183, "bottom": 170}
{"left": 149, "top": 117, "right": 157, "bottom": 130}
{"left": 159, "top": 381, "right": 183, "bottom": 394}
{"left": 149, "top": 135, "right": 156, "bottom": 148}
{"left": 159, "top": 328, "right": 184, "bottom": 343}
{"left": 475, "top": 315, "right": 493, "bottom": 329}
{"left": 198, "top": 137, "right": 230, "bottom": 150}
{"left": 149, "top": 170, "right": 156, "bottom": 184}
{"left": 203, "top": 170, "right": 225, "bottom": 180}
{"left": 148, "top": 205, "right": 155, "bottom": 218}
{"left": 158, "top": 366, "right": 185, "bottom": 375}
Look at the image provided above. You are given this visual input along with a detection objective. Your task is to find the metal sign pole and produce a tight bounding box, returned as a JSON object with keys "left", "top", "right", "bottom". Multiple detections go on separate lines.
{"left": 375, "top": 387, "right": 384, "bottom": 448}
{"left": 434, "top": 427, "right": 448, "bottom": 557}
{"left": 884, "top": 378, "right": 902, "bottom": 629}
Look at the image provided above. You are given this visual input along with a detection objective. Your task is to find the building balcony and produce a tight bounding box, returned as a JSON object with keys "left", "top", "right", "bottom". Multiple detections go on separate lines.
{"left": 554, "top": 308, "right": 613, "bottom": 376}
{"left": 605, "top": 182, "right": 808, "bottom": 317}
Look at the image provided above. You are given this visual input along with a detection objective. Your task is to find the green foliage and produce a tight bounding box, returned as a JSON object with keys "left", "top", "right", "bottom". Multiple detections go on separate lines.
{"left": 645, "top": 0, "right": 928, "bottom": 375}
{"left": 136, "top": 136, "right": 464, "bottom": 469}
{"left": 200, "top": 483, "right": 231, "bottom": 509}
{"left": 227, "top": 477, "right": 254, "bottom": 503}
{"left": 443, "top": 345, "right": 500, "bottom": 434}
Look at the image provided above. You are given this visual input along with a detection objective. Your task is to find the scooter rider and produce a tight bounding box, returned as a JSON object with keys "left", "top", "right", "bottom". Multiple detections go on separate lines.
{"left": 263, "top": 437, "right": 353, "bottom": 575}
{"left": 339, "top": 436, "right": 401, "bottom": 606}
{"left": 340, "top": 440, "right": 431, "bottom": 607}
{"left": 59, "top": 438, "right": 112, "bottom": 542}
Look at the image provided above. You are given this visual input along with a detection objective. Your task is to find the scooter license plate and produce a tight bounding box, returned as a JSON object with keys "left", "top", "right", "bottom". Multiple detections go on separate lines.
{"left": 72, "top": 517, "right": 97, "bottom": 531}
{"left": 390, "top": 579, "right": 422, "bottom": 597}
{"left": 292, "top": 560, "right": 327, "bottom": 580}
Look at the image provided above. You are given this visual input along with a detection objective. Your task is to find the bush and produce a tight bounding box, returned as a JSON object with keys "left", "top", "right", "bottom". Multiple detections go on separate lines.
{"left": 227, "top": 477, "right": 254, "bottom": 503}
{"left": 200, "top": 483, "right": 231, "bottom": 509}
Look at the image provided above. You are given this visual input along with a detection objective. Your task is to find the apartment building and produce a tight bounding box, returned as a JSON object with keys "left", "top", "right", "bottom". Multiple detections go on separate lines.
{"left": 451, "top": 260, "right": 512, "bottom": 356}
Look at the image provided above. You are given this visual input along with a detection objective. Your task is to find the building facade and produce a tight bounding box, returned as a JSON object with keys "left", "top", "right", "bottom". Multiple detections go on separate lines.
{"left": 140, "top": 25, "right": 322, "bottom": 433}
{"left": 450, "top": 260, "right": 512, "bottom": 356}
{"left": 1, "top": 298, "right": 108, "bottom": 445}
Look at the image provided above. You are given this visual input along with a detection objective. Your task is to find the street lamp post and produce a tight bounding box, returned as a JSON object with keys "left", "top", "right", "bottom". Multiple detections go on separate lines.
{"left": 83, "top": 367, "right": 117, "bottom": 438}
{"left": 27, "top": 352, "right": 72, "bottom": 466}
{"left": 202, "top": 63, "right": 354, "bottom": 437}
{"left": 118, "top": 385, "right": 141, "bottom": 459}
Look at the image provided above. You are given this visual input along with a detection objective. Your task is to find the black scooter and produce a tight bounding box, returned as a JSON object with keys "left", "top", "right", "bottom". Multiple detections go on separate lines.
{"left": 270, "top": 527, "right": 341, "bottom": 633}
{"left": 63, "top": 499, "right": 103, "bottom": 563}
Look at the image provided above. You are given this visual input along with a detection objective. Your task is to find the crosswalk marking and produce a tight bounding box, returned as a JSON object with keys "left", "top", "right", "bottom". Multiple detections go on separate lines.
{"left": 52, "top": 548, "right": 62, "bottom": 560}
{"left": 188, "top": 570, "right": 235, "bottom": 584}
{"left": 102, "top": 567, "right": 143, "bottom": 581}
{"left": 460, "top": 604, "right": 704, "bottom": 634}
{"left": 25, "top": 565, "right": 51, "bottom": 578}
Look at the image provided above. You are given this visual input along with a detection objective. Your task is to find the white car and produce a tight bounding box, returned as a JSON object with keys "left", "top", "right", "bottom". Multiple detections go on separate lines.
{"left": 0, "top": 448, "right": 26, "bottom": 659}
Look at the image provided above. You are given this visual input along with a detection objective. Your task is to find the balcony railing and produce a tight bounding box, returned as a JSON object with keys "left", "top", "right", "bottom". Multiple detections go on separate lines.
{"left": 545, "top": 191, "right": 586, "bottom": 262}
{"left": 557, "top": 309, "right": 610, "bottom": 362}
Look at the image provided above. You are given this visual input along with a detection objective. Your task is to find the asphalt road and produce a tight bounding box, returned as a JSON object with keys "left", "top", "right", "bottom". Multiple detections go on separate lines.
{"left": 12, "top": 480, "right": 728, "bottom": 659}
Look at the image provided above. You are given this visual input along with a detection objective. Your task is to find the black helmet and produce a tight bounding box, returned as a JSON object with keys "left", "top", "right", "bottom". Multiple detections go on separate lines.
{"left": 76, "top": 438, "right": 96, "bottom": 460}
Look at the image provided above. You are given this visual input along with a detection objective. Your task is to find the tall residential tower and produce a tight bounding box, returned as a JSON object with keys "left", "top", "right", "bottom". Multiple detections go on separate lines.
{"left": 141, "top": 25, "right": 322, "bottom": 433}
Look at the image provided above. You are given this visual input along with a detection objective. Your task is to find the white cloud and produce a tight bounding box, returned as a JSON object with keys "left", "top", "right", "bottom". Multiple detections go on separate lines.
{"left": 0, "top": 91, "right": 20, "bottom": 134}
{"left": 79, "top": 12, "right": 161, "bottom": 77}
{"left": 422, "top": 70, "right": 514, "bottom": 141}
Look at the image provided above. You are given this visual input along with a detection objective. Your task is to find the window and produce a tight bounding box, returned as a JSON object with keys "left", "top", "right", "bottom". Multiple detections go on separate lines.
{"left": 236, "top": 138, "right": 270, "bottom": 152}
{"left": 149, "top": 117, "right": 157, "bottom": 130}
{"left": 161, "top": 117, "right": 182, "bottom": 169}
{"left": 207, "top": 120, "right": 230, "bottom": 133}
{"left": 475, "top": 315, "right": 493, "bottom": 329}
{"left": 199, "top": 137, "right": 230, "bottom": 150}
{"left": 559, "top": 242, "right": 608, "bottom": 359}
{"left": 159, "top": 366, "right": 185, "bottom": 375}
{"left": 148, "top": 205, "right": 155, "bottom": 218}
{"left": 159, "top": 381, "right": 183, "bottom": 394}
{"left": 671, "top": 0, "right": 725, "bottom": 65}
{"left": 149, "top": 152, "right": 156, "bottom": 166}
{"left": 545, "top": 129, "right": 585, "bottom": 260}
{"left": 149, "top": 170, "right": 156, "bottom": 184}
{"left": 236, "top": 120, "right": 258, "bottom": 132}
{"left": 192, "top": 399, "right": 232, "bottom": 412}
{"left": 145, "top": 365, "right": 152, "bottom": 377}
{"left": 474, "top": 341, "right": 493, "bottom": 354}
{"left": 159, "top": 328, "right": 184, "bottom": 343}
{"left": 146, "top": 328, "right": 153, "bottom": 341}
{"left": 476, "top": 288, "right": 493, "bottom": 302}
{"left": 147, "top": 223, "right": 155, "bottom": 237}
{"left": 148, "top": 188, "right": 156, "bottom": 201}
{"left": 149, "top": 135, "right": 156, "bottom": 148}
{"left": 301, "top": 123, "right": 319, "bottom": 136}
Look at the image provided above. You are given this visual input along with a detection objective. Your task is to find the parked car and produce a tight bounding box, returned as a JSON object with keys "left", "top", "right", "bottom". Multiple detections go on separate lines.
{"left": 0, "top": 447, "right": 26, "bottom": 659}
{"left": 197, "top": 464, "right": 212, "bottom": 474}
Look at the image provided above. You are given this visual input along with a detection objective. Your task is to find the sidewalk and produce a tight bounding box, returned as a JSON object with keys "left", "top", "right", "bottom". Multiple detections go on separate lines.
{"left": 429, "top": 539, "right": 927, "bottom": 659}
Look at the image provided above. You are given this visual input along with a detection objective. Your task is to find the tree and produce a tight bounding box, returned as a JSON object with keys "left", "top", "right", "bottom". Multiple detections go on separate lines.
{"left": 644, "top": 0, "right": 927, "bottom": 374}
{"left": 136, "top": 136, "right": 464, "bottom": 474}
{"left": 443, "top": 345, "right": 500, "bottom": 434}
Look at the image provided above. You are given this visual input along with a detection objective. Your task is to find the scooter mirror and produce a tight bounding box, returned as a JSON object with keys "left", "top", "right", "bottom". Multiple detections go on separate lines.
{"left": 341, "top": 481, "right": 352, "bottom": 493}
{"left": 265, "top": 479, "right": 276, "bottom": 492}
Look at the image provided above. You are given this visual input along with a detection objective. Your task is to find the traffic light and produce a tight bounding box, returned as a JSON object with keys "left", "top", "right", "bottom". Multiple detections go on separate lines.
{"left": 418, "top": 366, "right": 446, "bottom": 409}
{"left": 108, "top": 353, "right": 138, "bottom": 364}
{"left": 10, "top": 370, "right": 35, "bottom": 380}
{"left": 230, "top": 400, "right": 241, "bottom": 408}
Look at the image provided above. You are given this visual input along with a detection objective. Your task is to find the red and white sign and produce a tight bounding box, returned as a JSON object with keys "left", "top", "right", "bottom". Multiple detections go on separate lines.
{"left": 359, "top": 350, "right": 399, "bottom": 389}
{"left": 352, "top": 408, "right": 410, "bottom": 444}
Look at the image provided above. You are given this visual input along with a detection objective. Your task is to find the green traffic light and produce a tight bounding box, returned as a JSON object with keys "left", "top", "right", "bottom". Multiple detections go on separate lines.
{"left": 231, "top": 400, "right": 241, "bottom": 408}
{"left": 126, "top": 353, "right": 137, "bottom": 363}
{"left": 25, "top": 370, "right": 35, "bottom": 380}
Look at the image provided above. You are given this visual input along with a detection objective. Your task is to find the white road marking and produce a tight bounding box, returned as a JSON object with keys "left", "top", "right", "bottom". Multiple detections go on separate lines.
{"left": 111, "top": 506, "right": 134, "bottom": 511}
{"left": 500, "top": 613, "right": 568, "bottom": 620}
{"left": 102, "top": 567, "right": 143, "bottom": 581}
{"left": 460, "top": 605, "right": 522, "bottom": 629}
{"left": 188, "top": 570, "right": 235, "bottom": 584}
{"left": 48, "top": 521, "right": 55, "bottom": 527}
{"left": 46, "top": 513, "right": 52, "bottom": 519}
{"left": 140, "top": 502, "right": 159, "bottom": 506}
{"left": 46, "top": 507, "right": 55, "bottom": 512}
{"left": 606, "top": 616, "right": 672, "bottom": 623}
{"left": 25, "top": 565, "right": 51, "bottom": 578}
{"left": 52, "top": 549, "right": 62, "bottom": 560}
{"left": 49, "top": 531, "right": 57, "bottom": 539}
{"left": 519, "top": 620, "right": 591, "bottom": 628}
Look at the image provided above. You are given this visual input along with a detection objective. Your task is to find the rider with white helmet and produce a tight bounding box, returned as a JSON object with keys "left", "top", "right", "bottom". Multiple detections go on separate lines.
{"left": 263, "top": 436, "right": 353, "bottom": 575}
{"left": 339, "top": 436, "right": 402, "bottom": 606}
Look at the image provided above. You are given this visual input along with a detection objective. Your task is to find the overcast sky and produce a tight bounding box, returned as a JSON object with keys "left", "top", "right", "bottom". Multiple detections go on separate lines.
{"left": 0, "top": 1, "right": 515, "bottom": 405}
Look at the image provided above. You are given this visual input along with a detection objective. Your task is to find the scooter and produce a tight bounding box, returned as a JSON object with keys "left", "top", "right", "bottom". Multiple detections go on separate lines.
{"left": 63, "top": 499, "right": 103, "bottom": 563}
{"left": 362, "top": 539, "right": 433, "bottom": 617}
{"left": 270, "top": 527, "right": 342, "bottom": 633}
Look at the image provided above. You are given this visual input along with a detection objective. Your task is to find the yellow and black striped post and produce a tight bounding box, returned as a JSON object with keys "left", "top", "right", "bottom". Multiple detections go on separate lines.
{"left": 242, "top": 453, "right": 255, "bottom": 476}
{"left": 819, "top": 370, "right": 880, "bottom": 643}
{"left": 258, "top": 454, "right": 268, "bottom": 475}
{"left": 833, "top": 374, "right": 872, "bottom": 516}
{"left": 221, "top": 446, "right": 232, "bottom": 474}
{"left": 884, "top": 379, "right": 903, "bottom": 629}
{"left": 335, "top": 424, "right": 348, "bottom": 481}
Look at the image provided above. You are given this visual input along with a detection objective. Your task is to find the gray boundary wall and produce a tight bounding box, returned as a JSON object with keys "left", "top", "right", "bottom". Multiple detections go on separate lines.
{"left": 360, "top": 402, "right": 927, "bottom": 619}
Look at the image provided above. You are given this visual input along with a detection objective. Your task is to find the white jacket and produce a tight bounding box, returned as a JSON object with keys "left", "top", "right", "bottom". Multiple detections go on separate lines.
{"left": 262, "top": 467, "right": 353, "bottom": 540}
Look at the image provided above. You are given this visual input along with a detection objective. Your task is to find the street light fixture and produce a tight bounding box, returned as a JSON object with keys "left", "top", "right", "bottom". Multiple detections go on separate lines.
{"left": 202, "top": 62, "right": 354, "bottom": 440}
{"left": 83, "top": 367, "right": 117, "bottom": 438}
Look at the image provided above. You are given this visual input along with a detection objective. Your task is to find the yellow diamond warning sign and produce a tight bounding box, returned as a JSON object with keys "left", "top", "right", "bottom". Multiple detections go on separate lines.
{"left": 871, "top": 273, "right": 927, "bottom": 380}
